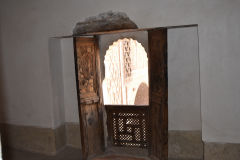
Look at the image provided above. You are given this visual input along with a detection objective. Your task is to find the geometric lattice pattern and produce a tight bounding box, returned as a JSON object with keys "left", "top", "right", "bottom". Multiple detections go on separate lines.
{"left": 123, "top": 40, "right": 132, "bottom": 79}
{"left": 106, "top": 106, "right": 149, "bottom": 148}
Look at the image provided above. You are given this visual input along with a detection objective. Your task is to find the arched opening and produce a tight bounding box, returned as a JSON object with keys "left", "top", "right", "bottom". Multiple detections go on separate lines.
{"left": 102, "top": 38, "right": 149, "bottom": 105}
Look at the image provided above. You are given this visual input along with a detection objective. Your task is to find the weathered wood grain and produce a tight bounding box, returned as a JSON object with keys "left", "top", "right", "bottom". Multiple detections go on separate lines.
{"left": 148, "top": 29, "right": 168, "bottom": 160}
{"left": 74, "top": 37, "right": 104, "bottom": 160}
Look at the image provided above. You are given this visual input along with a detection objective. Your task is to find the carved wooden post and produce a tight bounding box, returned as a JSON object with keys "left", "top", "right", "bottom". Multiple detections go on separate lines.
{"left": 74, "top": 37, "right": 104, "bottom": 160}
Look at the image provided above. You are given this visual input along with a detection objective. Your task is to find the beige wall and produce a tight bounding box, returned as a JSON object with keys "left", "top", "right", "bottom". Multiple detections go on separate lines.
{"left": 0, "top": 0, "right": 240, "bottom": 144}
{"left": 168, "top": 27, "right": 201, "bottom": 130}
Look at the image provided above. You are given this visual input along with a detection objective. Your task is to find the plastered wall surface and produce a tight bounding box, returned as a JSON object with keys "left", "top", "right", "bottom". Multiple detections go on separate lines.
{"left": 0, "top": 0, "right": 240, "bottom": 143}
{"left": 168, "top": 27, "right": 201, "bottom": 131}
{"left": 48, "top": 38, "right": 65, "bottom": 127}
{"left": 61, "top": 38, "right": 79, "bottom": 123}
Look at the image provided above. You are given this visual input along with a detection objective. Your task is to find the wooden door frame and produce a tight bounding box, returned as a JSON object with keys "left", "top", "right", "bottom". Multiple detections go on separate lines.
{"left": 73, "top": 27, "right": 170, "bottom": 160}
{"left": 73, "top": 37, "right": 104, "bottom": 160}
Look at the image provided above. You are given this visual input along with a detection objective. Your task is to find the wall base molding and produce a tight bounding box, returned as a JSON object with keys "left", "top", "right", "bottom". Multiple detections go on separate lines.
{"left": 65, "top": 122, "right": 81, "bottom": 149}
{"left": 1, "top": 123, "right": 204, "bottom": 158}
{"left": 0, "top": 123, "right": 67, "bottom": 155}
{"left": 2, "top": 123, "right": 240, "bottom": 160}
{"left": 204, "top": 142, "right": 240, "bottom": 160}
{"left": 168, "top": 130, "right": 203, "bottom": 159}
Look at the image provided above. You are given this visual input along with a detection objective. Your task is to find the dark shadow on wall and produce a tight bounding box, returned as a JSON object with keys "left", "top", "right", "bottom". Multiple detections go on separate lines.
{"left": 0, "top": 21, "right": 14, "bottom": 160}
{"left": 134, "top": 83, "right": 149, "bottom": 105}
{"left": 0, "top": 19, "right": 7, "bottom": 125}
{"left": 0, "top": 17, "right": 9, "bottom": 155}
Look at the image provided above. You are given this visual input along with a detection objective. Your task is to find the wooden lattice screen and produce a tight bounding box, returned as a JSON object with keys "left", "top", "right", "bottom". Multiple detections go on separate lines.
{"left": 106, "top": 105, "right": 150, "bottom": 148}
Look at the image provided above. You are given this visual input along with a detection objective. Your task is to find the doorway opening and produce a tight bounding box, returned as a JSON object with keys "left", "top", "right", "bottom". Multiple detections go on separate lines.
{"left": 103, "top": 38, "right": 150, "bottom": 149}
{"left": 102, "top": 38, "right": 149, "bottom": 105}
{"left": 74, "top": 28, "right": 169, "bottom": 160}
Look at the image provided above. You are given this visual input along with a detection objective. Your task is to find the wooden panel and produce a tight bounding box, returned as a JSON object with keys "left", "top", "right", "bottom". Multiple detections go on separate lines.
{"left": 74, "top": 37, "right": 104, "bottom": 160}
{"left": 148, "top": 29, "right": 168, "bottom": 160}
{"left": 76, "top": 38, "right": 98, "bottom": 100}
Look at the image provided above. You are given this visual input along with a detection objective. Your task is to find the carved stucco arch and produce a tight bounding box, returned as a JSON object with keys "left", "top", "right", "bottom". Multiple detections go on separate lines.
{"left": 102, "top": 38, "right": 149, "bottom": 105}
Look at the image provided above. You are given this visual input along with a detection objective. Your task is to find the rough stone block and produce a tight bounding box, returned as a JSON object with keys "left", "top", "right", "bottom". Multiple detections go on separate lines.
{"left": 73, "top": 11, "right": 138, "bottom": 35}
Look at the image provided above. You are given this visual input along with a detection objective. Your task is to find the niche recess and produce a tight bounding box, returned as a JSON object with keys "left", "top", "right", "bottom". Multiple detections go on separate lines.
{"left": 74, "top": 28, "right": 168, "bottom": 160}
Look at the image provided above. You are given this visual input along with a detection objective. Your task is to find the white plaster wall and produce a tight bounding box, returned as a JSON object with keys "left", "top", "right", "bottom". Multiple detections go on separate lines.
{"left": 0, "top": 0, "right": 240, "bottom": 143}
{"left": 48, "top": 38, "right": 65, "bottom": 127}
{"left": 61, "top": 38, "right": 79, "bottom": 123}
{"left": 168, "top": 27, "right": 201, "bottom": 130}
